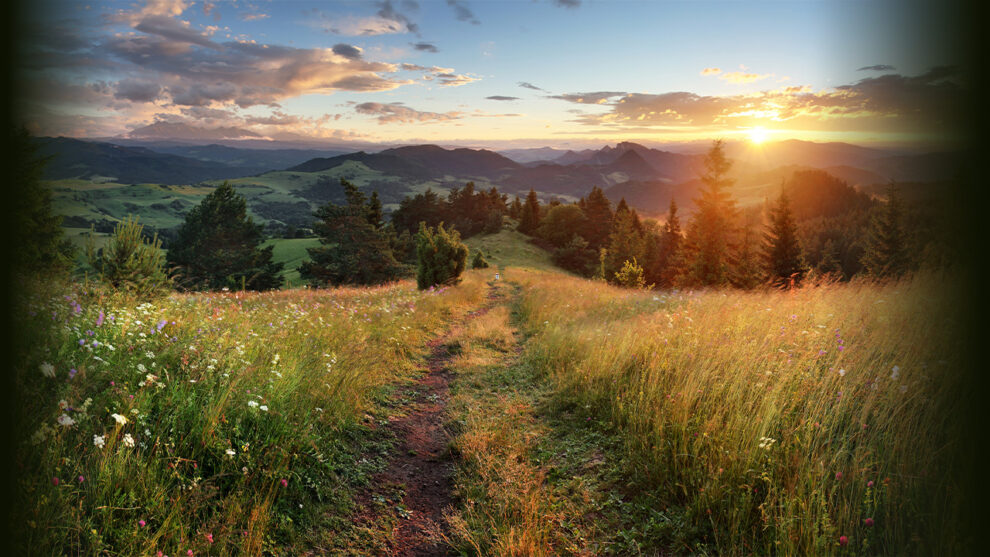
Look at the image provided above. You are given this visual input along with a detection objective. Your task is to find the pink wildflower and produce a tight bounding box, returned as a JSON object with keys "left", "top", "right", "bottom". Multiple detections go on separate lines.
{"left": 865, "top": 518, "right": 874, "bottom": 526}
{"left": 835, "top": 472, "right": 843, "bottom": 480}
{"left": 52, "top": 477, "right": 59, "bottom": 486}
{"left": 138, "top": 520, "right": 146, "bottom": 527}
{"left": 78, "top": 475, "right": 84, "bottom": 483}
{"left": 206, "top": 533, "right": 214, "bottom": 544}
{"left": 280, "top": 478, "right": 288, "bottom": 487}
{"left": 839, "top": 535, "right": 849, "bottom": 546}
{"left": 867, "top": 480, "right": 874, "bottom": 487}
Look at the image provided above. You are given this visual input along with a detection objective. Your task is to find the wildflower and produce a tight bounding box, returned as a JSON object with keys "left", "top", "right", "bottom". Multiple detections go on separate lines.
{"left": 93, "top": 435, "right": 105, "bottom": 448}
{"left": 867, "top": 480, "right": 874, "bottom": 487}
{"left": 259, "top": 405, "right": 269, "bottom": 412}
{"left": 40, "top": 362, "right": 55, "bottom": 378}
{"left": 247, "top": 401, "right": 259, "bottom": 408}
{"left": 78, "top": 475, "right": 84, "bottom": 483}
{"left": 891, "top": 366, "right": 900, "bottom": 380}
{"left": 52, "top": 477, "right": 59, "bottom": 486}
{"left": 280, "top": 478, "right": 288, "bottom": 487}
{"left": 122, "top": 434, "right": 135, "bottom": 447}
{"left": 57, "top": 414, "right": 76, "bottom": 427}
{"left": 188, "top": 550, "right": 194, "bottom": 556}
{"left": 137, "top": 363, "right": 147, "bottom": 373}
{"left": 69, "top": 368, "right": 78, "bottom": 379}
{"left": 111, "top": 413, "right": 128, "bottom": 425}
{"left": 838, "top": 369, "right": 846, "bottom": 377}
{"left": 839, "top": 535, "right": 848, "bottom": 546}
{"left": 138, "top": 519, "right": 146, "bottom": 527}
{"left": 226, "top": 449, "right": 236, "bottom": 457}
{"left": 206, "top": 533, "right": 214, "bottom": 544}
{"left": 59, "top": 399, "right": 69, "bottom": 410}
{"left": 146, "top": 351, "right": 156, "bottom": 359}
{"left": 96, "top": 311, "right": 104, "bottom": 327}
{"left": 835, "top": 472, "right": 843, "bottom": 480}
{"left": 864, "top": 518, "right": 874, "bottom": 526}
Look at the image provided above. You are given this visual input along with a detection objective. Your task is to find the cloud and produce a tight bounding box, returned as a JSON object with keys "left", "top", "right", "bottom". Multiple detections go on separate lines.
{"left": 549, "top": 91, "right": 626, "bottom": 104}
{"left": 486, "top": 95, "right": 520, "bottom": 101}
{"left": 718, "top": 71, "right": 772, "bottom": 84}
{"left": 240, "top": 12, "right": 270, "bottom": 22}
{"left": 376, "top": 0, "right": 419, "bottom": 34}
{"left": 447, "top": 0, "right": 480, "bottom": 25}
{"left": 518, "top": 81, "right": 545, "bottom": 91}
{"left": 554, "top": 0, "right": 581, "bottom": 7}
{"left": 411, "top": 42, "right": 439, "bottom": 52}
{"left": 114, "top": 79, "right": 163, "bottom": 103}
{"left": 354, "top": 102, "right": 461, "bottom": 124}
{"left": 554, "top": 67, "right": 965, "bottom": 135}
{"left": 857, "top": 64, "right": 896, "bottom": 72}
{"left": 433, "top": 72, "right": 480, "bottom": 87}
{"left": 332, "top": 43, "right": 363, "bottom": 60}
{"left": 701, "top": 67, "right": 721, "bottom": 76}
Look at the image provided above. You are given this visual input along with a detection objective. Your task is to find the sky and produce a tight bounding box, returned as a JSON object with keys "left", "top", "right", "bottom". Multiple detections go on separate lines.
{"left": 15, "top": 0, "right": 969, "bottom": 149}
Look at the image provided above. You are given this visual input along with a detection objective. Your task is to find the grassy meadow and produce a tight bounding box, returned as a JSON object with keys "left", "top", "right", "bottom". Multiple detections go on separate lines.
{"left": 14, "top": 230, "right": 971, "bottom": 555}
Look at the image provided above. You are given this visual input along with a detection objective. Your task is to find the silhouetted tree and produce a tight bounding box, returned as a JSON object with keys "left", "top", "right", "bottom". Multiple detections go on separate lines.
{"left": 537, "top": 204, "right": 588, "bottom": 247}
{"left": 762, "top": 188, "right": 807, "bottom": 288}
{"left": 519, "top": 188, "right": 541, "bottom": 235}
{"left": 167, "top": 182, "right": 283, "bottom": 291}
{"left": 605, "top": 209, "right": 646, "bottom": 282}
{"left": 861, "top": 185, "right": 910, "bottom": 279}
{"left": 579, "top": 186, "right": 614, "bottom": 249}
{"left": 367, "top": 191, "right": 384, "bottom": 228}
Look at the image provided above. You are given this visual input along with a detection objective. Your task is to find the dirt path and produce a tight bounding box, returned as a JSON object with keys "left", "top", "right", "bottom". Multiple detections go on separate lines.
{"left": 355, "top": 285, "right": 500, "bottom": 556}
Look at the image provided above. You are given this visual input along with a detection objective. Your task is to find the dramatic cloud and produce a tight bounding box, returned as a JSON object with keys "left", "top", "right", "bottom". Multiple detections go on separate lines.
{"left": 858, "top": 64, "right": 896, "bottom": 72}
{"left": 486, "top": 95, "right": 520, "bottom": 101}
{"left": 411, "top": 42, "right": 439, "bottom": 52}
{"left": 114, "top": 79, "right": 163, "bottom": 103}
{"left": 554, "top": 67, "right": 965, "bottom": 135}
{"left": 518, "top": 81, "right": 545, "bottom": 91}
{"left": 354, "top": 102, "right": 461, "bottom": 124}
{"left": 447, "top": 0, "right": 480, "bottom": 25}
{"left": 332, "top": 43, "right": 363, "bottom": 60}
{"left": 700, "top": 67, "right": 721, "bottom": 76}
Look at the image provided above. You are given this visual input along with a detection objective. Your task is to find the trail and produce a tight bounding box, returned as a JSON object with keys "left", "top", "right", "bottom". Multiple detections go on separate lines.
{"left": 354, "top": 284, "right": 501, "bottom": 556}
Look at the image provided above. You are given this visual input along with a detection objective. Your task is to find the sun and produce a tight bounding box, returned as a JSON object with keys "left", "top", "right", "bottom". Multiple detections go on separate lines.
{"left": 748, "top": 127, "right": 770, "bottom": 144}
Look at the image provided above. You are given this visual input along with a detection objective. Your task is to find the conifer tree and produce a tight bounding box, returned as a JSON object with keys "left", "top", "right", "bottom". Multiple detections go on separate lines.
{"left": 861, "top": 185, "right": 910, "bottom": 279}
{"left": 605, "top": 209, "right": 646, "bottom": 281}
{"left": 416, "top": 222, "right": 469, "bottom": 289}
{"left": 471, "top": 249, "right": 490, "bottom": 269}
{"left": 658, "top": 199, "right": 684, "bottom": 287}
{"left": 367, "top": 191, "right": 384, "bottom": 229}
{"left": 731, "top": 224, "right": 765, "bottom": 289}
{"left": 518, "top": 188, "right": 541, "bottom": 235}
{"left": 509, "top": 196, "right": 523, "bottom": 220}
{"left": 762, "top": 188, "right": 807, "bottom": 288}
{"left": 87, "top": 216, "right": 170, "bottom": 297}
{"left": 816, "top": 239, "right": 842, "bottom": 278}
{"left": 167, "top": 182, "right": 283, "bottom": 291}
{"left": 580, "top": 186, "right": 614, "bottom": 250}
{"left": 301, "top": 179, "right": 407, "bottom": 287}
{"left": 682, "top": 140, "right": 738, "bottom": 286}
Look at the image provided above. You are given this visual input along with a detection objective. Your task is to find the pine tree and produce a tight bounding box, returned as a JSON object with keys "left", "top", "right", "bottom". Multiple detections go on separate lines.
{"left": 87, "top": 216, "right": 170, "bottom": 297}
{"left": 580, "top": 186, "right": 614, "bottom": 250}
{"left": 762, "top": 188, "right": 807, "bottom": 288}
{"left": 301, "top": 180, "right": 407, "bottom": 287}
{"left": 861, "top": 185, "right": 910, "bottom": 279}
{"left": 682, "top": 140, "right": 738, "bottom": 286}
{"left": 367, "top": 191, "right": 384, "bottom": 229}
{"left": 416, "top": 222, "right": 469, "bottom": 289}
{"left": 658, "top": 199, "right": 684, "bottom": 287}
{"left": 816, "top": 239, "right": 842, "bottom": 278}
{"left": 605, "top": 209, "right": 645, "bottom": 281}
{"left": 167, "top": 182, "right": 284, "bottom": 291}
{"left": 518, "top": 189, "right": 541, "bottom": 235}
{"left": 731, "top": 224, "right": 764, "bottom": 289}
{"left": 509, "top": 197, "right": 523, "bottom": 220}
{"left": 471, "top": 249, "right": 490, "bottom": 269}
{"left": 13, "top": 128, "right": 75, "bottom": 276}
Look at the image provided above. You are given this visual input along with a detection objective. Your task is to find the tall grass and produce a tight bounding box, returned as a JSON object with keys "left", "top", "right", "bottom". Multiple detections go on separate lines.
{"left": 13, "top": 273, "right": 487, "bottom": 555}
{"left": 514, "top": 272, "right": 968, "bottom": 554}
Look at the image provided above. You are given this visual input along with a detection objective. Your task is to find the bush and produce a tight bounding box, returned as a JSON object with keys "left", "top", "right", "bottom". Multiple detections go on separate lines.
{"left": 416, "top": 222, "right": 468, "bottom": 289}
{"left": 471, "top": 250, "right": 490, "bottom": 269}
{"left": 613, "top": 257, "right": 650, "bottom": 289}
{"left": 86, "top": 215, "right": 171, "bottom": 298}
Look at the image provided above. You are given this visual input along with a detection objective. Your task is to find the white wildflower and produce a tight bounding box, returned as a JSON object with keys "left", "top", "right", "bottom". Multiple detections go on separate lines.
{"left": 122, "top": 434, "right": 135, "bottom": 447}
{"left": 93, "top": 434, "right": 106, "bottom": 448}
{"left": 259, "top": 405, "right": 269, "bottom": 412}
{"left": 57, "top": 414, "right": 76, "bottom": 427}
{"left": 111, "top": 413, "right": 128, "bottom": 425}
{"left": 58, "top": 399, "right": 69, "bottom": 410}
{"left": 891, "top": 366, "right": 900, "bottom": 380}
{"left": 758, "top": 436, "right": 777, "bottom": 450}
{"left": 40, "top": 362, "right": 55, "bottom": 378}
{"left": 838, "top": 369, "right": 846, "bottom": 377}
{"left": 145, "top": 351, "right": 155, "bottom": 359}
{"left": 137, "top": 363, "right": 147, "bottom": 373}
{"left": 225, "top": 449, "right": 236, "bottom": 457}
{"left": 248, "top": 400, "right": 259, "bottom": 408}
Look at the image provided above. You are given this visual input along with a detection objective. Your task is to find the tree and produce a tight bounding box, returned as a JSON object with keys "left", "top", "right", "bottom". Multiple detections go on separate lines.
{"left": 552, "top": 235, "right": 597, "bottom": 276}
{"left": 605, "top": 209, "right": 646, "bottom": 281}
{"left": 613, "top": 258, "right": 651, "bottom": 289}
{"left": 731, "top": 224, "right": 764, "bottom": 289}
{"left": 537, "top": 204, "right": 588, "bottom": 247}
{"left": 167, "top": 182, "right": 283, "bottom": 291}
{"left": 367, "top": 191, "right": 384, "bottom": 229}
{"left": 301, "top": 179, "right": 408, "bottom": 287}
{"left": 471, "top": 250, "right": 490, "bottom": 269}
{"left": 509, "top": 196, "right": 523, "bottom": 220}
{"left": 13, "top": 128, "right": 75, "bottom": 275}
{"left": 391, "top": 188, "right": 447, "bottom": 234}
{"left": 861, "top": 185, "right": 910, "bottom": 279}
{"left": 518, "top": 189, "right": 541, "bottom": 235}
{"left": 87, "top": 216, "right": 170, "bottom": 297}
{"left": 762, "top": 188, "right": 807, "bottom": 288}
{"left": 579, "top": 186, "right": 614, "bottom": 250}
{"left": 681, "top": 140, "right": 738, "bottom": 286}
{"left": 416, "top": 222, "right": 468, "bottom": 289}
{"left": 653, "top": 199, "right": 684, "bottom": 287}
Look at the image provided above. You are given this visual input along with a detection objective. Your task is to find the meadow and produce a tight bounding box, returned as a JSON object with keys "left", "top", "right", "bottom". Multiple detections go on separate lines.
{"left": 13, "top": 232, "right": 970, "bottom": 555}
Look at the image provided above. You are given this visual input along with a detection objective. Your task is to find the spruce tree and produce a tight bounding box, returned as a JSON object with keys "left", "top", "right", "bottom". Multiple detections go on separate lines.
{"left": 762, "top": 188, "right": 807, "bottom": 288}
{"left": 301, "top": 179, "right": 407, "bottom": 287}
{"left": 580, "top": 186, "right": 614, "bottom": 250}
{"left": 682, "top": 140, "right": 738, "bottom": 286}
{"left": 167, "top": 182, "right": 283, "bottom": 291}
{"left": 816, "top": 239, "right": 842, "bottom": 278}
{"left": 605, "top": 209, "right": 646, "bottom": 281}
{"left": 416, "top": 222, "right": 469, "bottom": 289}
{"left": 861, "top": 185, "right": 910, "bottom": 279}
{"left": 367, "top": 191, "right": 384, "bottom": 229}
{"left": 519, "top": 189, "right": 541, "bottom": 235}
{"left": 87, "top": 216, "right": 170, "bottom": 297}
{"left": 13, "top": 128, "right": 75, "bottom": 276}
{"left": 509, "top": 196, "right": 523, "bottom": 220}
{"left": 471, "top": 249, "right": 490, "bottom": 269}
{"left": 731, "top": 224, "right": 765, "bottom": 289}
{"left": 658, "top": 199, "right": 684, "bottom": 287}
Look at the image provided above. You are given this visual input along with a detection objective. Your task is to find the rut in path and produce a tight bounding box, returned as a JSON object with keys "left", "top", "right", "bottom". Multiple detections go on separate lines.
{"left": 357, "top": 286, "right": 501, "bottom": 557}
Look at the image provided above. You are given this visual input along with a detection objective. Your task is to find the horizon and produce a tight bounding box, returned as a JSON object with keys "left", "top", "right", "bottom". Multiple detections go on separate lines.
{"left": 16, "top": 0, "right": 968, "bottom": 151}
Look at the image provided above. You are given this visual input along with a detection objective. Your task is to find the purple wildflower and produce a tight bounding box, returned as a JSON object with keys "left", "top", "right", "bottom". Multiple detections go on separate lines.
{"left": 96, "top": 311, "right": 105, "bottom": 327}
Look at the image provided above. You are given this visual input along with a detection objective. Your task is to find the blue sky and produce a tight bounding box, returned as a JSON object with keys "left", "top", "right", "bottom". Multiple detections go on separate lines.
{"left": 17, "top": 0, "right": 966, "bottom": 148}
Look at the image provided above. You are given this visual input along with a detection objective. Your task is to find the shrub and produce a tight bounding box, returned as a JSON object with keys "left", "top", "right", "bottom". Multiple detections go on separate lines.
{"left": 471, "top": 250, "right": 490, "bottom": 269}
{"left": 86, "top": 215, "right": 171, "bottom": 298}
{"left": 416, "top": 222, "right": 468, "bottom": 289}
{"left": 612, "top": 257, "right": 650, "bottom": 289}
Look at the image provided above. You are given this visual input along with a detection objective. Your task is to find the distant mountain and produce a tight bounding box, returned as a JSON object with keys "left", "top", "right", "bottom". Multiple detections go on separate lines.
{"left": 378, "top": 145, "right": 521, "bottom": 178}
{"left": 34, "top": 137, "right": 272, "bottom": 184}
{"left": 498, "top": 147, "right": 570, "bottom": 164}
{"left": 149, "top": 143, "right": 346, "bottom": 172}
